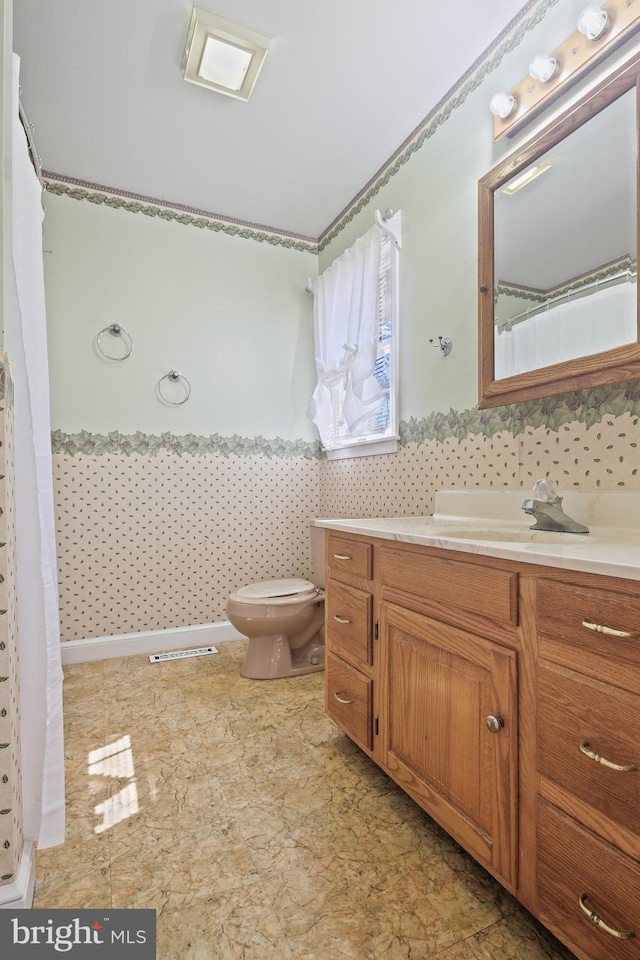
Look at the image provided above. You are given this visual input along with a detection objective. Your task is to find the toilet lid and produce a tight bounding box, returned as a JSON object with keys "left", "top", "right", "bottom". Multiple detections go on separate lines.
{"left": 236, "top": 578, "right": 316, "bottom": 601}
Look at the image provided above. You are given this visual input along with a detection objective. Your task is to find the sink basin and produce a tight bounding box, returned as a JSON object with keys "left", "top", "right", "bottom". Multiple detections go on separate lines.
{"left": 437, "top": 528, "right": 592, "bottom": 544}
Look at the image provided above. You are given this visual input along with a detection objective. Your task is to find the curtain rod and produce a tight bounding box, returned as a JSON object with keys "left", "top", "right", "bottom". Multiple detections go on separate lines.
{"left": 18, "top": 98, "right": 44, "bottom": 187}
{"left": 306, "top": 208, "right": 401, "bottom": 294}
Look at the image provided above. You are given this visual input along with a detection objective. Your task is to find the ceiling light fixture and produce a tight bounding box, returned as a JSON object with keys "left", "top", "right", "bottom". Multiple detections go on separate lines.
{"left": 182, "top": 6, "right": 269, "bottom": 102}
{"left": 501, "top": 160, "right": 553, "bottom": 195}
{"left": 577, "top": 3, "right": 609, "bottom": 40}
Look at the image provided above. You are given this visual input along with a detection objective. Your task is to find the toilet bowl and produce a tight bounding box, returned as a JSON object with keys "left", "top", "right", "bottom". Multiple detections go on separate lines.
{"left": 226, "top": 577, "right": 325, "bottom": 680}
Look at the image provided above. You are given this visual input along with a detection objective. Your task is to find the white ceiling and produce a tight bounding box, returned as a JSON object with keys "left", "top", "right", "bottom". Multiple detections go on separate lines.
{"left": 14, "top": 0, "right": 528, "bottom": 238}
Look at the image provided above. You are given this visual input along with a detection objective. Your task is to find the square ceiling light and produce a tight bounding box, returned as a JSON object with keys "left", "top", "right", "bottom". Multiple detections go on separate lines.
{"left": 182, "top": 7, "right": 269, "bottom": 102}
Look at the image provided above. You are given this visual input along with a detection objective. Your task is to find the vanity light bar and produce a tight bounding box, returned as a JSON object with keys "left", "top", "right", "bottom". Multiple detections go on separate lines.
{"left": 492, "top": 0, "right": 640, "bottom": 140}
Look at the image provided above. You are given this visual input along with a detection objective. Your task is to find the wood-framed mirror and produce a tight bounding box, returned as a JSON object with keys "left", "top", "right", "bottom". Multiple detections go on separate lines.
{"left": 478, "top": 51, "right": 640, "bottom": 408}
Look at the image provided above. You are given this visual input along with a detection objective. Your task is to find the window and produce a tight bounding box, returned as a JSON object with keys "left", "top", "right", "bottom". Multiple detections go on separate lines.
{"left": 309, "top": 212, "right": 400, "bottom": 459}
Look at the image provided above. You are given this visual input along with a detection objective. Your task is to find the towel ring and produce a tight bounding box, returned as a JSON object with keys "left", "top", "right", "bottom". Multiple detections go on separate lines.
{"left": 158, "top": 370, "right": 191, "bottom": 405}
{"left": 96, "top": 323, "right": 133, "bottom": 361}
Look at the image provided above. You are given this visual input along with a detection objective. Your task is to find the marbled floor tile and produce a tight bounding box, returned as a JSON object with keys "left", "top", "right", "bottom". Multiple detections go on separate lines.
{"left": 63, "top": 660, "right": 106, "bottom": 678}
{"left": 108, "top": 817, "right": 256, "bottom": 910}
{"left": 429, "top": 908, "right": 575, "bottom": 960}
{"left": 34, "top": 835, "right": 112, "bottom": 909}
{"left": 103, "top": 755, "right": 230, "bottom": 840}
{"left": 154, "top": 893, "right": 295, "bottom": 960}
{"left": 213, "top": 732, "right": 325, "bottom": 783}
{"left": 35, "top": 650, "right": 575, "bottom": 960}
{"left": 308, "top": 723, "right": 393, "bottom": 784}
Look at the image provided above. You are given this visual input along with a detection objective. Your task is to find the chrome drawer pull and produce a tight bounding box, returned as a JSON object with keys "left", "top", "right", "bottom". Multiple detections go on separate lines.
{"left": 581, "top": 620, "right": 639, "bottom": 639}
{"left": 333, "top": 553, "right": 352, "bottom": 561}
{"left": 333, "top": 615, "right": 351, "bottom": 624}
{"left": 578, "top": 893, "right": 635, "bottom": 940}
{"left": 334, "top": 691, "right": 353, "bottom": 705}
{"left": 579, "top": 741, "right": 637, "bottom": 773}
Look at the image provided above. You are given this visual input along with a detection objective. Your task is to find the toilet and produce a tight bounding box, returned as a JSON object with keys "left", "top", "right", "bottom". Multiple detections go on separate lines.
{"left": 226, "top": 524, "right": 326, "bottom": 680}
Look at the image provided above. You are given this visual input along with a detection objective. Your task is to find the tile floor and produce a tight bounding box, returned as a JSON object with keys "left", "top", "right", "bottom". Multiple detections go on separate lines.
{"left": 34, "top": 640, "right": 575, "bottom": 959}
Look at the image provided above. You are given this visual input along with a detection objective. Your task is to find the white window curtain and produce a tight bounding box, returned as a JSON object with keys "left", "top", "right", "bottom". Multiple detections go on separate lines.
{"left": 308, "top": 225, "right": 384, "bottom": 449}
{"left": 12, "top": 54, "right": 65, "bottom": 849}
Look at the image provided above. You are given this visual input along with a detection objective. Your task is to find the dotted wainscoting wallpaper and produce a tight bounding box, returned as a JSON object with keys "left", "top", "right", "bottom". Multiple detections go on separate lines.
{"left": 51, "top": 409, "right": 640, "bottom": 642}
{"left": 319, "top": 413, "right": 640, "bottom": 518}
{"left": 0, "top": 385, "right": 21, "bottom": 886}
{"left": 319, "top": 431, "right": 521, "bottom": 518}
{"left": 53, "top": 452, "right": 321, "bottom": 641}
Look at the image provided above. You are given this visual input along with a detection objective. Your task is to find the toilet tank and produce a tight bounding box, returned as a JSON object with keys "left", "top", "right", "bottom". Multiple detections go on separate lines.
{"left": 309, "top": 522, "right": 326, "bottom": 588}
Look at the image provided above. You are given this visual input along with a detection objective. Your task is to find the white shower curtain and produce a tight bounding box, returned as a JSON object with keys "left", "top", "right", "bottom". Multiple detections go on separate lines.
{"left": 11, "top": 54, "right": 65, "bottom": 848}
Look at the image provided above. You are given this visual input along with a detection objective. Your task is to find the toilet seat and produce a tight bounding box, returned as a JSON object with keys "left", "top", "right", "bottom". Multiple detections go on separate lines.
{"left": 231, "top": 578, "right": 319, "bottom": 606}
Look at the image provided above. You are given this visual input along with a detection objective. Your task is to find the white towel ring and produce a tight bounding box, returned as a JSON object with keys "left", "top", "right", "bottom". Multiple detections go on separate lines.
{"left": 96, "top": 323, "right": 133, "bottom": 361}
{"left": 158, "top": 370, "right": 191, "bottom": 405}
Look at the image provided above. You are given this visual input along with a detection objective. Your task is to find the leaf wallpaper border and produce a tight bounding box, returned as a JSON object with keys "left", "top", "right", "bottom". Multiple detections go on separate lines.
{"left": 0, "top": 359, "right": 12, "bottom": 410}
{"left": 318, "top": 0, "right": 559, "bottom": 251}
{"left": 40, "top": 1, "right": 555, "bottom": 253}
{"left": 45, "top": 376, "right": 640, "bottom": 459}
{"left": 50, "top": 428, "right": 324, "bottom": 460}
{"left": 43, "top": 177, "right": 319, "bottom": 256}
{"left": 400, "top": 377, "right": 640, "bottom": 446}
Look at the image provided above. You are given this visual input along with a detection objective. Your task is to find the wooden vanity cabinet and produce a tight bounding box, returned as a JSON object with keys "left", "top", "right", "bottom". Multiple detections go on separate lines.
{"left": 535, "top": 576, "right": 640, "bottom": 960}
{"left": 324, "top": 532, "right": 520, "bottom": 890}
{"left": 378, "top": 545, "right": 519, "bottom": 890}
{"left": 324, "top": 534, "right": 375, "bottom": 756}
{"left": 323, "top": 528, "right": 640, "bottom": 960}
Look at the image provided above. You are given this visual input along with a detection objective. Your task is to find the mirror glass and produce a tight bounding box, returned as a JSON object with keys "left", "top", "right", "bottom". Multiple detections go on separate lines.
{"left": 493, "top": 89, "right": 637, "bottom": 381}
{"left": 478, "top": 53, "right": 640, "bottom": 409}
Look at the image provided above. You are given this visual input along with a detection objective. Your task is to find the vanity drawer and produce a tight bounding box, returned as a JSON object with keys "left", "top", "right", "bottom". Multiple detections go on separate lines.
{"left": 537, "top": 580, "right": 640, "bottom": 692}
{"left": 326, "top": 652, "right": 373, "bottom": 751}
{"left": 326, "top": 582, "right": 373, "bottom": 668}
{"left": 538, "top": 666, "right": 640, "bottom": 838}
{"left": 327, "top": 535, "right": 373, "bottom": 582}
{"left": 378, "top": 547, "right": 518, "bottom": 626}
{"left": 538, "top": 800, "right": 640, "bottom": 960}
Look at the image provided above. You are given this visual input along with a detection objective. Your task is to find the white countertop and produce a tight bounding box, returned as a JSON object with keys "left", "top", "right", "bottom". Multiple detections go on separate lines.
{"left": 313, "top": 490, "right": 640, "bottom": 582}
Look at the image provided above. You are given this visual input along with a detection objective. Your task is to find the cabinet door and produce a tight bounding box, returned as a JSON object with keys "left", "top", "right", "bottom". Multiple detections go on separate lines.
{"left": 381, "top": 602, "right": 518, "bottom": 888}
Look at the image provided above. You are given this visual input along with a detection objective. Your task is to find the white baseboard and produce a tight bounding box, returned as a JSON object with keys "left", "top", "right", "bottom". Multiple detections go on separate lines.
{"left": 61, "top": 621, "right": 245, "bottom": 665}
{"left": 0, "top": 841, "right": 35, "bottom": 909}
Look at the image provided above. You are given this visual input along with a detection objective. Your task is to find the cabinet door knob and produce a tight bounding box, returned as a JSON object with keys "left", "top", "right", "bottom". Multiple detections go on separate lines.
{"left": 579, "top": 740, "right": 637, "bottom": 773}
{"left": 334, "top": 691, "right": 353, "bottom": 705}
{"left": 333, "top": 615, "right": 351, "bottom": 624}
{"left": 578, "top": 893, "right": 635, "bottom": 940}
{"left": 581, "top": 620, "right": 639, "bottom": 639}
{"left": 485, "top": 715, "right": 504, "bottom": 734}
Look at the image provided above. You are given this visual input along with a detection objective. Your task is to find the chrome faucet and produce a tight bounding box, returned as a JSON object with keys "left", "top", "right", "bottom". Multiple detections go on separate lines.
{"left": 521, "top": 479, "right": 589, "bottom": 534}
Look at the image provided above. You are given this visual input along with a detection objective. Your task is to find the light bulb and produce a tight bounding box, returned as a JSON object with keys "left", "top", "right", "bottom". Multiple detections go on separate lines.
{"left": 529, "top": 54, "right": 558, "bottom": 83}
{"left": 489, "top": 92, "right": 517, "bottom": 119}
{"left": 577, "top": 3, "right": 609, "bottom": 40}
